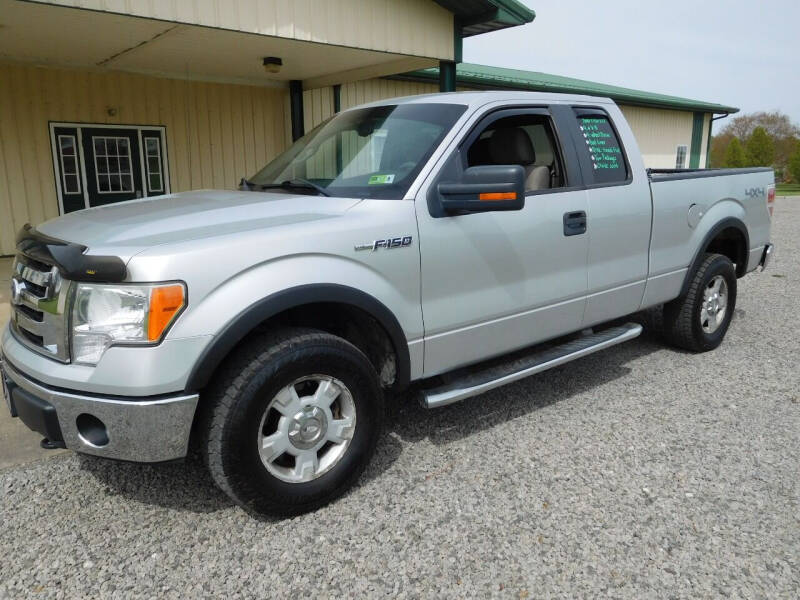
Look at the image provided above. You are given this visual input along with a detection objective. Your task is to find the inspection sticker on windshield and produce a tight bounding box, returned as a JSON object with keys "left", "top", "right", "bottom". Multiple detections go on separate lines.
{"left": 368, "top": 174, "right": 395, "bottom": 185}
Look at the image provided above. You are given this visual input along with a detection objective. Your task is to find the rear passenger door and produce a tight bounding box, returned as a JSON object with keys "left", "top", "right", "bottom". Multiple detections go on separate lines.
{"left": 416, "top": 107, "right": 590, "bottom": 376}
{"left": 554, "top": 106, "right": 653, "bottom": 326}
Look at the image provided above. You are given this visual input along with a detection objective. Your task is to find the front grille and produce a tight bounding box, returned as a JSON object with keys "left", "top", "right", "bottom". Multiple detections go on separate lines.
{"left": 15, "top": 304, "right": 43, "bottom": 322}
{"left": 18, "top": 327, "right": 45, "bottom": 347}
{"left": 22, "top": 279, "right": 47, "bottom": 298}
{"left": 9, "top": 254, "right": 71, "bottom": 362}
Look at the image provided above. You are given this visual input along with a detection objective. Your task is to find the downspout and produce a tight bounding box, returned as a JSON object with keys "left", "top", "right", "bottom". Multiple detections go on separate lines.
{"left": 706, "top": 112, "right": 730, "bottom": 168}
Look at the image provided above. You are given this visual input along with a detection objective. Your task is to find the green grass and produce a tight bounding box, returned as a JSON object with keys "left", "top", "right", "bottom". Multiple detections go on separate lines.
{"left": 776, "top": 183, "right": 800, "bottom": 195}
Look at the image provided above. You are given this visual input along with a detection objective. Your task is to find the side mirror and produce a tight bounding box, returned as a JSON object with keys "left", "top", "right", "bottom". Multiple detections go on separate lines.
{"left": 437, "top": 165, "right": 525, "bottom": 214}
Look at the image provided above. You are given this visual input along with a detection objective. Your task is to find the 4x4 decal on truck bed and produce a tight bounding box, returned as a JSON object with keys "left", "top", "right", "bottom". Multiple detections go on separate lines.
{"left": 745, "top": 187, "right": 765, "bottom": 198}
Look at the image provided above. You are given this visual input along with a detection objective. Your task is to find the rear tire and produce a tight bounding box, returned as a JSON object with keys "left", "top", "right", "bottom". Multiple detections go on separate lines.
{"left": 202, "top": 328, "right": 383, "bottom": 516}
{"left": 663, "top": 253, "right": 737, "bottom": 352}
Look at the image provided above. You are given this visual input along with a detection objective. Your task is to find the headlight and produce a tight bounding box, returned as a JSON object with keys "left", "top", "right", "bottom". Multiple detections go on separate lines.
{"left": 71, "top": 282, "right": 186, "bottom": 365}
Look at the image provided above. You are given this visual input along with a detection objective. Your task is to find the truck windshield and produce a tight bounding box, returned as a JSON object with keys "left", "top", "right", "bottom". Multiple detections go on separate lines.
{"left": 247, "top": 103, "right": 467, "bottom": 199}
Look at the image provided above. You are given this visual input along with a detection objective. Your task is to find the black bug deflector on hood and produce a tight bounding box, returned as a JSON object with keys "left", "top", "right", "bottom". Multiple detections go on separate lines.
{"left": 16, "top": 223, "right": 127, "bottom": 283}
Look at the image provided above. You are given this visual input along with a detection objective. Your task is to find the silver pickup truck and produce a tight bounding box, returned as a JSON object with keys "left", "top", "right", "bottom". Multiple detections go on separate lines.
{"left": 1, "top": 92, "right": 774, "bottom": 516}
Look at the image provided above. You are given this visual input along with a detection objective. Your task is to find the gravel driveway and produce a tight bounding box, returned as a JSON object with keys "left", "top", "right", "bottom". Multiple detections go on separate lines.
{"left": 1, "top": 199, "right": 798, "bottom": 599}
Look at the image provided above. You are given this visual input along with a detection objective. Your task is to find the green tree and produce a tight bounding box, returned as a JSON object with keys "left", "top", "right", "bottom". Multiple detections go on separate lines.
{"left": 724, "top": 137, "right": 747, "bottom": 168}
{"left": 723, "top": 111, "right": 799, "bottom": 140}
{"left": 721, "top": 111, "right": 799, "bottom": 174}
{"left": 788, "top": 146, "right": 800, "bottom": 183}
{"left": 710, "top": 132, "right": 734, "bottom": 168}
{"left": 780, "top": 137, "right": 799, "bottom": 181}
{"left": 745, "top": 127, "right": 775, "bottom": 167}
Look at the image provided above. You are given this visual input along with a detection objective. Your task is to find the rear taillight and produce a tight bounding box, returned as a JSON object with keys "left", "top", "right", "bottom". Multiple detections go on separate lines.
{"left": 767, "top": 185, "right": 775, "bottom": 217}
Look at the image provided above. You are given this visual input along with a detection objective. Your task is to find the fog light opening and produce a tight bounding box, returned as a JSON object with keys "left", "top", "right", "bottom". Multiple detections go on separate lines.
{"left": 76, "top": 413, "right": 109, "bottom": 447}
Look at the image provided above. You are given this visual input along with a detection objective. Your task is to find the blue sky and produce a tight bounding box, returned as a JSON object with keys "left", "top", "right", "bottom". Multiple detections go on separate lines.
{"left": 465, "top": 0, "right": 800, "bottom": 125}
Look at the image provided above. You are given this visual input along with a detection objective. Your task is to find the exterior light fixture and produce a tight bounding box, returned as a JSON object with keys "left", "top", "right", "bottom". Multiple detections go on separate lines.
{"left": 262, "top": 57, "right": 283, "bottom": 74}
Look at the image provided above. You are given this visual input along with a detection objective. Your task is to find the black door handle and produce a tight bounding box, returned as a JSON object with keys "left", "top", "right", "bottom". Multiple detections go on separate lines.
{"left": 563, "top": 211, "right": 587, "bottom": 236}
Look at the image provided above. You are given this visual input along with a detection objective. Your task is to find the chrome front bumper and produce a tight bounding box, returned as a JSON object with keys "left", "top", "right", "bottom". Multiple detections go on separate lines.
{"left": 1, "top": 357, "right": 198, "bottom": 463}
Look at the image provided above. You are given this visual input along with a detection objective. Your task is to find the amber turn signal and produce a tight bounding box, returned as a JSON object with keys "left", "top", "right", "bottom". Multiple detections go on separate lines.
{"left": 147, "top": 284, "right": 185, "bottom": 341}
{"left": 479, "top": 192, "right": 517, "bottom": 201}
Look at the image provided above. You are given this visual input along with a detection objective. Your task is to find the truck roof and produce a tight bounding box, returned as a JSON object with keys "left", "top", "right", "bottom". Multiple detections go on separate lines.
{"left": 354, "top": 90, "right": 616, "bottom": 111}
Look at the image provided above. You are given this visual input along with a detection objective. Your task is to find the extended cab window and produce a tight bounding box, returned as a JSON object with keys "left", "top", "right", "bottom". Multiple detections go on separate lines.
{"left": 466, "top": 114, "right": 566, "bottom": 192}
{"left": 573, "top": 111, "right": 628, "bottom": 185}
{"left": 248, "top": 103, "right": 467, "bottom": 199}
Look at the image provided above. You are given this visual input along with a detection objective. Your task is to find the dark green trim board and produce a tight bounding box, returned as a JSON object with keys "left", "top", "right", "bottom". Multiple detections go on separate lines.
{"left": 289, "top": 80, "right": 304, "bottom": 141}
{"left": 332, "top": 85, "right": 343, "bottom": 173}
{"left": 705, "top": 118, "right": 713, "bottom": 168}
{"left": 396, "top": 63, "right": 739, "bottom": 115}
{"left": 689, "top": 112, "right": 705, "bottom": 169}
{"left": 439, "top": 61, "right": 457, "bottom": 92}
{"left": 453, "top": 17, "right": 463, "bottom": 63}
{"left": 434, "top": 1, "right": 535, "bottom": 37}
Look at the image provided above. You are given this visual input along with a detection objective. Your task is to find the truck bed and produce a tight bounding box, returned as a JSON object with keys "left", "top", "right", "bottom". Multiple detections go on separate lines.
{"left": 646, "top": 167, "right": 774, "bottom": 299}
{"left": 648, "top": 167, "right": 773, "bottom": 182}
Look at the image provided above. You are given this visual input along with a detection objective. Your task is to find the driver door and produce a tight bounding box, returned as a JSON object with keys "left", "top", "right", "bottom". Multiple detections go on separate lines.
{"left": 416, "top": 107, "right": 590, "bottom": 376}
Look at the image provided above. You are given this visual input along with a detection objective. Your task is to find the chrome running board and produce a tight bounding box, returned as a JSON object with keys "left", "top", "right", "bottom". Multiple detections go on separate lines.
{"left": 421, "top": 322, "right": 643, "bottom": 409}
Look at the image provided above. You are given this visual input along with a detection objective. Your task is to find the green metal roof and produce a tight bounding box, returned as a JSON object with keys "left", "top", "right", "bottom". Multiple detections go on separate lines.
{"left": 401, "top": 63, "right": 739, "bottom": 114}
{"left": 434, "top": 1, "right": 535, "bottom": 37}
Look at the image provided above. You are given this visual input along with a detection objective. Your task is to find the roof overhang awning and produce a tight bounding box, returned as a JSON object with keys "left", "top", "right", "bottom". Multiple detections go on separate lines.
{"left": 434, "top": 0, "right": 535, "bottom": 37}
{"left": 0, "top": 0, "right": 439, "bottom": 89}
{"left": 398, "top": 63, "right": 739, "bottom": 114}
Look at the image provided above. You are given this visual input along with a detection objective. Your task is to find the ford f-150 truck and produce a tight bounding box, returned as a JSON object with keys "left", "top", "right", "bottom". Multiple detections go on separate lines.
{"left": 1, "top": 92, "right": 775, "bottom": 516}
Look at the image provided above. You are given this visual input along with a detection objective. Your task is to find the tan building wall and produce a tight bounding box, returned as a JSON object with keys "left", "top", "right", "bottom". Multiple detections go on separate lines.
{"left": 301, "top": 79, "right": 440, "bottom": 130}
{"left": 340, "top": 79, "right": 439, "bottom": 110}
{"left": 0, "top": 62, "right": 290, "bottom": 254}
{"left": 28, "top": 0, "right": 455, "bottom": 60}
{"left": 303, "top": 87, "right": 337, "bottom": 130}
{"left": 618, "top": 105, "right": 696, "bottom": 169}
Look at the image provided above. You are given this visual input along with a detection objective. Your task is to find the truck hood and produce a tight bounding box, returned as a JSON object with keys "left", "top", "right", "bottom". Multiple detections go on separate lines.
{"left": 35, "top": 190, "right": 361, "bottom": 261}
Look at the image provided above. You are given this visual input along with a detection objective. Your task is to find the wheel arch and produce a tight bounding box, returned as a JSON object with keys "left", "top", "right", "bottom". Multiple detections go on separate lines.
{"left": 680, "top": 217, "right": 749, "bottom": 297}
{"left": 184, "top": 284, "right": 410, "bottom": 393}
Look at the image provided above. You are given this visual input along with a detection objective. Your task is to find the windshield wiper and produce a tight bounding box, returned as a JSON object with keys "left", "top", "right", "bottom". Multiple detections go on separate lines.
{"left": 257, "top": 178, "right": 330, "bottom": 197}
{"left": 239, "top": 177, "right": 259, "bottom": 191}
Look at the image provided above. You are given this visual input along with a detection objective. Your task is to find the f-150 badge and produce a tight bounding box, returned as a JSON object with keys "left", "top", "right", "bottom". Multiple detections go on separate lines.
{"left": 355, "top": 236, "right": 413, "bottom": 252}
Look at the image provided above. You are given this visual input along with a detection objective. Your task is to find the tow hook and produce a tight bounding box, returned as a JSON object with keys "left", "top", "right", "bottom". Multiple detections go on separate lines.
{"left": 40, "top": 438, "right": 66, "bottom": 450}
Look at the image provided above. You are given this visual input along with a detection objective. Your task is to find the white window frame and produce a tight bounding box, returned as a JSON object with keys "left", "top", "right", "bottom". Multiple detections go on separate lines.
{"left": 91, "top": 135, "right": 135, "bottom": 195}
{"left": 49, "top": 122, "right": 170, "bottom": 214}
{"left": 57, "top": 134, "right": 82, "bottom": 195}
{"left": 675, "top": 145, "right": 688, "bottom": 169}
{"left": 144, "top": 136, "right": 164, "bottom": 193}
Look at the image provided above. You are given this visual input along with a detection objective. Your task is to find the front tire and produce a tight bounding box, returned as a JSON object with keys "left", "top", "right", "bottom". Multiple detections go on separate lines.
{"left": 202, "top": 328, "right": 383, "bottom": 516}
{"left": 663, "top": 253, "right": 737, "bottom": 352}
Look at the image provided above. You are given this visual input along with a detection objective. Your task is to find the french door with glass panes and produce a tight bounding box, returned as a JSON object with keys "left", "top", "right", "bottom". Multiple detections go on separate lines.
{"left": 49, "top": 123, "right": 169, "bottom": 213}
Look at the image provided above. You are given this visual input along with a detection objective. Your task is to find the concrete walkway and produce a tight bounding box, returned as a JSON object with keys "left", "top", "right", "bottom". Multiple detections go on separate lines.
{"left": 0, "top": 256, "right": 66, "bottom": 469}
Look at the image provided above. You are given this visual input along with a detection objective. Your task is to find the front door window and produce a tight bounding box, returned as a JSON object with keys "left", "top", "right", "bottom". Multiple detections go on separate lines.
{"left": 50, "top": 123, "right": 169, "bottom": 213}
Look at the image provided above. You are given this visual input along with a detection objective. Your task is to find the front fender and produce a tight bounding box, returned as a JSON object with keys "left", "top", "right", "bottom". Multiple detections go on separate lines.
{"left": 163, "top": 252, "right": 421, "bottom": 391}
{"left": 184, "top": 282, "right": 412, "bottom": 391}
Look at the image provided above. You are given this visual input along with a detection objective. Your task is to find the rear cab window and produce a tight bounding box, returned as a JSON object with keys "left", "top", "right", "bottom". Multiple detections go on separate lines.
{"left": 571, "top": 109, "right": 630, "bottom": 186}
